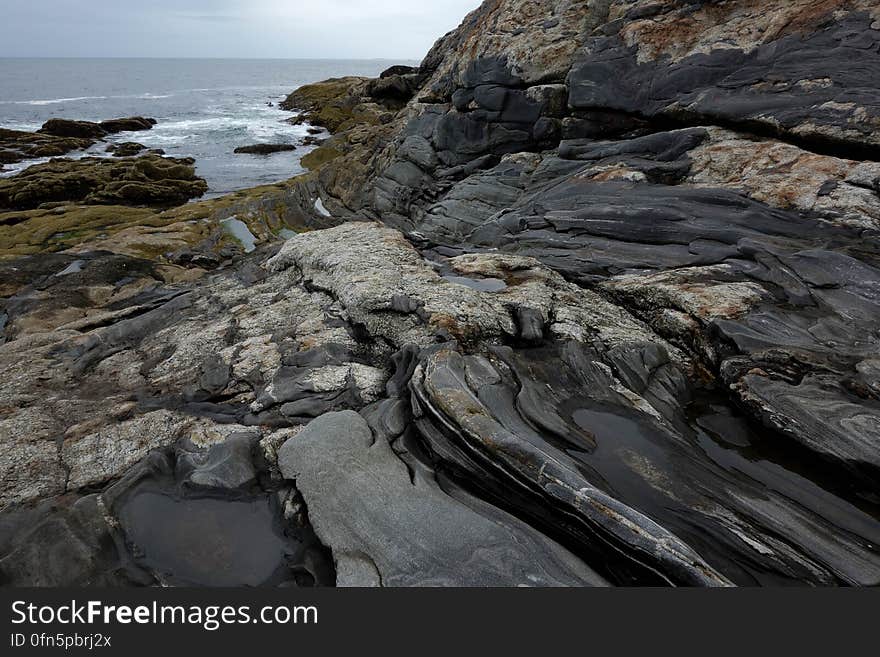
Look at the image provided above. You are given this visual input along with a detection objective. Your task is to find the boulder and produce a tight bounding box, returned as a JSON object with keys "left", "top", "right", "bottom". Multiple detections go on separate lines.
{"left": 234, "top": 143, "right": 297, "bottom": 155}
{"left": 106, "top": 141, "right": 147, "bottom": 157}
{"left": 0, "top": 154, "right": 208, "bottom": 210}
{"left": 38, "top": 118, "right": 107, "bottom": 139}
{"left": 0, "top": 128, "right": 96, "bottom": 164}
{"left": 99, "top": 117, "right": 157, "bottom": 134}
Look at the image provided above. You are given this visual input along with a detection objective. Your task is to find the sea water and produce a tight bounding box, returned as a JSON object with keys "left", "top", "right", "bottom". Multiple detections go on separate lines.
{"left": 0, "top": 58, "right": 415, "bottom": 196}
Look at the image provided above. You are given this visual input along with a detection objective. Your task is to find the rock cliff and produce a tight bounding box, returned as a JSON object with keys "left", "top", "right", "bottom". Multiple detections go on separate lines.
{"left": 1, "top": 0, "right": 879, "bottom": 587}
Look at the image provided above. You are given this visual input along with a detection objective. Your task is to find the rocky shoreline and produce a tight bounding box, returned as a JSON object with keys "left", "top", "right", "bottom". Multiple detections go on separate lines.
{"left": 1, "top": 0, "right": 879, "bottom": 587}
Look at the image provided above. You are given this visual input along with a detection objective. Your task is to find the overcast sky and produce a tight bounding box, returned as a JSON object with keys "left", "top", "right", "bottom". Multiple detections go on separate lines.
{"left": 0, "top": 1, "right": 483, "bottom": 59}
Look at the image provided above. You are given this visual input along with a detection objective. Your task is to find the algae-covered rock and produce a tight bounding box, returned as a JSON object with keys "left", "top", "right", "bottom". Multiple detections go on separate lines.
{"left": 0, "top": 155, "right": 208, "bottom": 211}
{"left": 234, "top": 143, "right": 297, "bottom": 155}
{"left": 0, "top": 128, "right": 96, "bottom": 165}
{"left": 99, "top": 117, "right": 156, "bottom": 134}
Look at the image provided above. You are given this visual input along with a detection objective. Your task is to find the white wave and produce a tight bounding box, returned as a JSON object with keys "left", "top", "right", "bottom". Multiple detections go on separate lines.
{"left": 154, "top": 117, "right": 244, "bottom": 131}
{"left": 0, "top": 92, "right": 173, "bottom": 106}
{"left": 0, "top": 95, "right": 109, "bottom": 106}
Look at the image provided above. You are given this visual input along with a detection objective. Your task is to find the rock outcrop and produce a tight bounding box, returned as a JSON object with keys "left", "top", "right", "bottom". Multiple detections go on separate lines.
{"left": 234, "top": 144, "right": 298, "bottom": 155}
{"left": 0, "top": 128, "right": 96, "bottom": 166}
{"left": 1, "top": 0, "right": 879, "bottom": 588}
{"left": 0, "top": 155, "right": 208, "bottom": 210}
{"left": 38, "top": 117, "right": 157, "bottom": 139}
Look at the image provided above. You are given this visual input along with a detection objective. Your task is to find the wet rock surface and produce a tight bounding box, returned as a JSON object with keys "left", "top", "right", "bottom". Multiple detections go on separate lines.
{"left": 38, "top": 117, "right": 156, "bottom": 139}
{"left": 277, "top": 410, "right": 608, "bottom": 586}
{"left": 2, "top": 0, "right": 880, "bottom": 587}
{"left": 0, "top": 128, "right": 97, "bottom": 166}
{"left": 234, "top": 144, "right": 298, "bottom": 155}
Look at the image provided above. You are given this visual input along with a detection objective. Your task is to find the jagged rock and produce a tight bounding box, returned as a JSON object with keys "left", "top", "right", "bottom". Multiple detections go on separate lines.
{"left": 276, "top": 410, "right": 609, "bottom": 587}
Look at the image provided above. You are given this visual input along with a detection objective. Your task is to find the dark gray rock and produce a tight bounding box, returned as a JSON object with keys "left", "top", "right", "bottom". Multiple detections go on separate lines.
{"left": 277, "top": 410, "right": 609, "bottom": 587}
{"left": 410, "top": 346, "right": 880, "bottom": 586}
{"left": 380, "top": 65, "right": 418, "bottom": 79}
{"left": 177, "top": 433, "right": 258, "bottom": 491}
{"left": 99, "top": 117, "right": 157, "bottom": 134}
{"left": 0, "top": 495, "right": 143, "bottom": 586}
{"left": 106, "top": 141, "right": 148, "bottom": 157}
{"left": 37, "top": 119, "right": 107, "bottom": 139}
{"left": 234, "top": 144, "right": 297, "bottom": 155}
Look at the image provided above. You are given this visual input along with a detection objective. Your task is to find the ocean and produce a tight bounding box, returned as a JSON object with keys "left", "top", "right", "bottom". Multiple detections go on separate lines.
{"left": 0, "top": 58, "right": 415, "bottom": 196}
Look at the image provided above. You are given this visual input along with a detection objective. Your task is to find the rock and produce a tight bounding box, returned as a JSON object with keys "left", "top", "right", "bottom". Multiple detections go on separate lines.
{"left": 0, "top": 494, "right": 145, "bottom": 586}
{"left": 300, "top": 136, "right": 326, "bottom": 147}
{"left": 410, "top": 345, "right": 880, "bottom": 585}
{"left": 280, "top": 77, "right": 384, "bottom": 132}
{"left": 106, "top": 142, "right": 147, "bottom": 157}
{"left": 276, "top": 411, "right": 608, "bottom": 587}
{"left": 685, "top": 127, "right": 880, "bottom": 231}
{"left": 268, "top": 222, "right": 673, "bottom": 352}
{"left": 234, "top": 143, "right": 298, "bottom": 155}
{"left": 36, "top": 117, "right": 156, "bottom": 141}
{"left": 569, "top": 1, "right": 880, "bottom": 152}
{"left": 38, "top": 118, "right": 107, "bottom": 139}
{"left": 177, "top": 433, "right": 258, "bottom": 490}
{"left": 0, "top": 172, "right": 334, "bottom": 260}
{"left": 62, "top": 410, "right": 193, "bottom": 491}
{"left": 0, "top": 154, "right": 208, "bottom": 210}
{"left": 2, "top": 0, "right": 880, "bottom": 589}
{"left": 0, "top": 407, "right": 67, "bottom": 509}
{"left": 0, "top": 128, "right": 96, "bottom": 164}
{"left": 98, "top": 117, "right": 157, "bottom": 134}
{"left": 366, "top": 74, "right": 421, "bottom": 103}
{"left": 380, "top": 64, "right": 419, "bottom": 78}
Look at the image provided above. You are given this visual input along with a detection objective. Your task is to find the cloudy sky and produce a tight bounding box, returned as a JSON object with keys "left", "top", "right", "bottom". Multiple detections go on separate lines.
{"left": 0, "top": 0, "right": 483, "bottom": 59}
